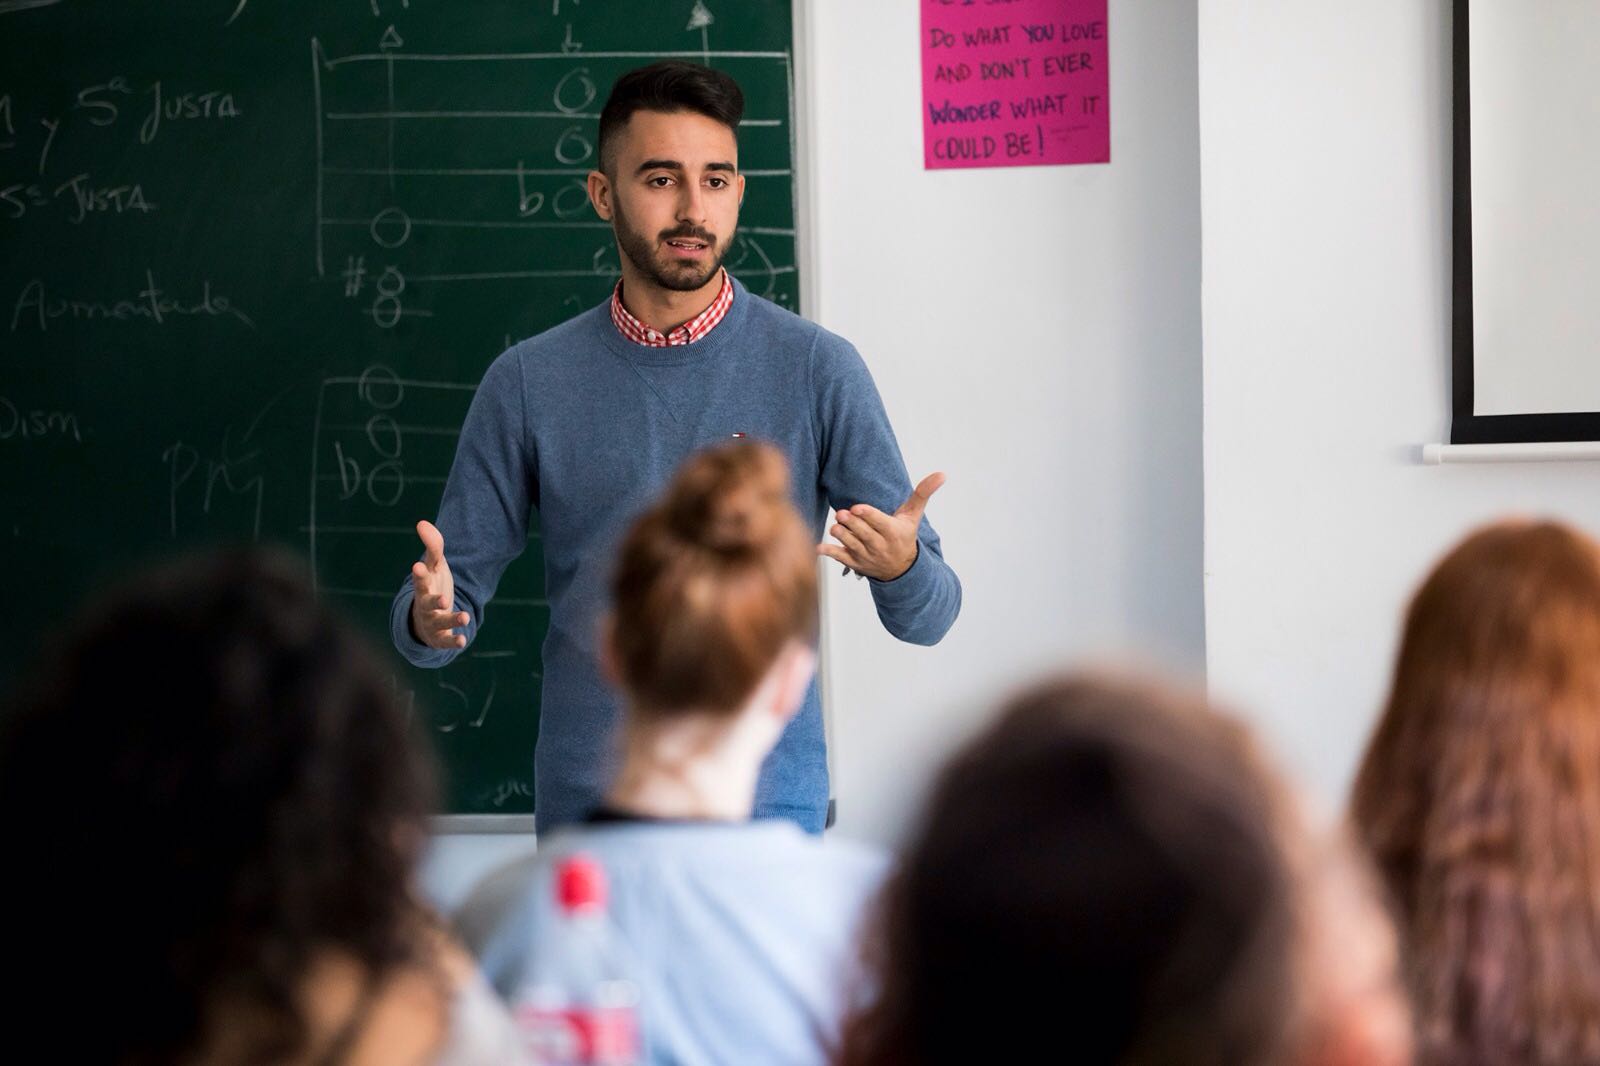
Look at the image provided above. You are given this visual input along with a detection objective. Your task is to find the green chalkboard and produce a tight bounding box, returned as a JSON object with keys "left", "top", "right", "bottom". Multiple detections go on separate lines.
{"left": 0, "top": 0, "right": 799, "bottom": 817}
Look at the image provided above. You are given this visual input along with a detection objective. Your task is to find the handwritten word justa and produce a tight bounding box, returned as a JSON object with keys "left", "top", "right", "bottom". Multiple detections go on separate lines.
{"left": 1, "top": 172, "right": 157, "bottom": 223}
{"left": 0, "top": 78, "right": 242, "bottom": 185}
{"left": 10, "top": 270, "right": 255, "bottom": 332}
{"left": 139, "top": 82, "right": 242, "bottom": 144}
{"left": 51, "top": 77, "right": 241, "bottom": 143}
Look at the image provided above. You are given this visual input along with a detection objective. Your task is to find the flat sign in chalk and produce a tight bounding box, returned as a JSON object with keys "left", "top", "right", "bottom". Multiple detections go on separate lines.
{"left": 922, "top": 0, "right": 1109, "bottom": 170}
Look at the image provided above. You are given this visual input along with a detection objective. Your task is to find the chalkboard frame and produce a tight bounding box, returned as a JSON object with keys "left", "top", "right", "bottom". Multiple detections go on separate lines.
{"left": 0, "top": 0, "right": 816, "bottom": 833}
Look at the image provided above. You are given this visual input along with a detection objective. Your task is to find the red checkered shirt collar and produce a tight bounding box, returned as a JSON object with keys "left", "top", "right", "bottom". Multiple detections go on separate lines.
{"left": 610, "top": 269, "right": 734, "bottom": 347}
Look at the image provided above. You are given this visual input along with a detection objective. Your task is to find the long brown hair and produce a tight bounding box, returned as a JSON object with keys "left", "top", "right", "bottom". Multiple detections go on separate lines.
{"left": 1352, "top": 519, "right": 1600, "bottom": 1066}
{"left": 609, "top": 440, "right": 817, "bottom": 716}
{"left": 838, "top": 674, "right": 1301, "bottom": 1066}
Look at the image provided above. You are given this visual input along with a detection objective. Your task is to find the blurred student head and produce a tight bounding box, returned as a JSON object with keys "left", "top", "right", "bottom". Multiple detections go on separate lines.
{"left": 1290, "top": 824, "right": 1413, "bottom": 1066}
{"left": 602, "top": 439, "right": 818, "bottom": 810}
{"left": 0, "top": 549, "right": 445, "bottom": 1065}
{"left": 456, "top": 442, "right": 865, "bottom": 1066}
{"left": 840, "top": 672, "right": 1411, "bottom": 1066}
{"left": 1353, "top": 518, "right": 1600, "bottom": 1066}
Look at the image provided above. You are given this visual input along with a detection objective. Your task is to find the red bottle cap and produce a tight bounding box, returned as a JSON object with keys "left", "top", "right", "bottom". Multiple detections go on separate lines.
{"left": 555, "top": 854, "right": 607, "bottom": 915}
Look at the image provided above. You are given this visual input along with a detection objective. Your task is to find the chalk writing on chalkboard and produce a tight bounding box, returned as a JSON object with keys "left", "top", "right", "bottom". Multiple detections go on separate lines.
{"left": 0, "top": 399, "right": 80, "bottom": 443}
{"left": 10, "top": 273, "right": 255, "bottom": 332}
{"left": 310, "top": 32, "right": 799, "bottom": 312}
{"left": 0, "top": 1, "right": 68, "bottom": 16}
{"left": 921, "top": 0, "right": 1110, "bottom": 170}
{"left": 0, "top": 0, "right": 799, "bottom": 816}
{"left": 307, "top": 365, "right": 545, "bottom": 744}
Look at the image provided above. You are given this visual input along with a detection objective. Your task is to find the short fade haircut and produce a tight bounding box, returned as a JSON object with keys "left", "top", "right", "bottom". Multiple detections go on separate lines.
{"left": 597, "top": 61, "right": 744, "bottom": 176}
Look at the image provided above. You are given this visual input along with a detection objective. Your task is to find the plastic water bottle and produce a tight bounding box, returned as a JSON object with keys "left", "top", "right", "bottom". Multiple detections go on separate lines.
{"left": 512, "top": 854, "right": 642, "bottom": 1065}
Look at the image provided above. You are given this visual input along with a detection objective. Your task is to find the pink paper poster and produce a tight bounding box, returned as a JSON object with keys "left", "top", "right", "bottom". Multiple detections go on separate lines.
{"left": 921, "top": 0, "right": 1110, "bottom": 170}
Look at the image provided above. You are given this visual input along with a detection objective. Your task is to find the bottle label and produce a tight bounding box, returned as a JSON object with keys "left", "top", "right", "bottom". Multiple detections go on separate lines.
{"left": 515, "top": 1005, "right": 639, "bottom": 1065}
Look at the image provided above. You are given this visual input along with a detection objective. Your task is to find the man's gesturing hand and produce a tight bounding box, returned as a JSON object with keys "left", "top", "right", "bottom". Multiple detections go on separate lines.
{"left": 410, "top": 520, "right": 470, "bottom": 650}
{"left": 819, "top": 472, "right": 946, "bottom": 582}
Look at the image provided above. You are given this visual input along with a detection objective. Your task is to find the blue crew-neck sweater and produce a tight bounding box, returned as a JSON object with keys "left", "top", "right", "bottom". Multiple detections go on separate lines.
{"left": 390, "top": 279, "right": 962, "bottom": 833}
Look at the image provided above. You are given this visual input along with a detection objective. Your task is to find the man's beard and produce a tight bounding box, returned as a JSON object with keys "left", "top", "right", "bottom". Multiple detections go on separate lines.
{"left": 611, "top": 198, "right": 731, "bottom": 293}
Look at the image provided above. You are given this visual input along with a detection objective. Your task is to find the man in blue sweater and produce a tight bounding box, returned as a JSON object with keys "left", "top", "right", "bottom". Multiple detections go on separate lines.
{"left": 390, "top": 62, "right": 961, "bottom": 834}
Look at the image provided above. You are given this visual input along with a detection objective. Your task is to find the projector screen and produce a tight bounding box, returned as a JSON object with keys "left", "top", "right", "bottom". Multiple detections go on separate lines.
{"left": 1453, "top": 0, "right": 1600, "bottom": 442}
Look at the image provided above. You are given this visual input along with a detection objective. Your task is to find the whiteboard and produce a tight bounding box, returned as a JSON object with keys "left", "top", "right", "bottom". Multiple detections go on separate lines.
{"left": 1465, "top": 0, "right": 1600, "bottom": 422}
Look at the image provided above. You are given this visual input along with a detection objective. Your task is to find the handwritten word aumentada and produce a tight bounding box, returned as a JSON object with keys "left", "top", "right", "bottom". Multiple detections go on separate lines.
{"left": 9, "top": 270, "right": 255, "bottom": 332}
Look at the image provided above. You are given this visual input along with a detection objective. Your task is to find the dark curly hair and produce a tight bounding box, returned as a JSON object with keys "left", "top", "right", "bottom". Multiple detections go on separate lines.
{"left": 0, "top": 548, "right": 439, "bottom": 1065}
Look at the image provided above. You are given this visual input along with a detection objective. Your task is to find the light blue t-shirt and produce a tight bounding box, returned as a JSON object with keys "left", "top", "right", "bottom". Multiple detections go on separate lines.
{"left": 389, "top": 279, "right": 962, "bottom": 833}
{"left": 454, "top": 820, "right": 888, "bottom": 1066}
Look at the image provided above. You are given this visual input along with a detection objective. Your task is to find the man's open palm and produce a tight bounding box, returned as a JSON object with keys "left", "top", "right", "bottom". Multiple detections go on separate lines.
{"left": 819, "top": 472, "right": 946, "bottom": 581}
{"left": 410, "top": 520, "right": 470, "bottom": 650}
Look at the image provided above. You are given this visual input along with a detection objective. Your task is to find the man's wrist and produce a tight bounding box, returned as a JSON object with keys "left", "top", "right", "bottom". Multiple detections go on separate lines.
{"left": 881, "top": 542, "right": 921, "bottom": 583}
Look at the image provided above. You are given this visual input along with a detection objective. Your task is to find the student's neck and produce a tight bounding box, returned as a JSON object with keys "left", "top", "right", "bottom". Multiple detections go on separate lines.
{"left": 617, "top": 263, "right": 722, "bottom": 336}
{"left": 605, "top": 711, "right": 760, "bottom": 822}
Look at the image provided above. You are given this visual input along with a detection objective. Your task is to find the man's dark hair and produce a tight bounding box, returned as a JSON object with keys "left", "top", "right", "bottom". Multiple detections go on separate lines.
{"left": 839, "top": 674, "right": 1300, "bottom": 1066}
{"left": 0, "top": 548, "right": 439, "bottom": 1064}
{"left": 597, "top": 61, "right": 745, "bottom": 175}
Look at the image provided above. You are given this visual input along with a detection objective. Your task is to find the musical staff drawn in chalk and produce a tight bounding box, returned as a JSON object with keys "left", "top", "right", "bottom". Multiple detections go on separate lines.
{"left": 308, "top": 363, "right": 553, "bottom": 624}
{"left": 310, "top": 30, "right": 800, "bottom": 314}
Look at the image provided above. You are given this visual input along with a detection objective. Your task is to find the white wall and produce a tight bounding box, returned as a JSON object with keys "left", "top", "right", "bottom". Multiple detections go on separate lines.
{"left": 423, "top": 0, "right": 1206, "bottom": 894}
{"left": 1199, "top": 0, "right": 1600, "bottom": 817}
{"left": 813, "top": 0, "right": 1204, "bottom": 845}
